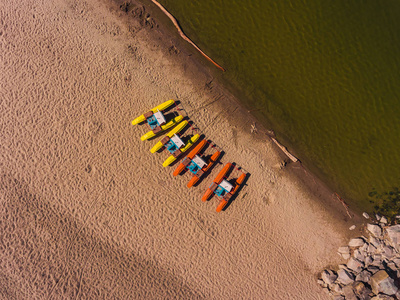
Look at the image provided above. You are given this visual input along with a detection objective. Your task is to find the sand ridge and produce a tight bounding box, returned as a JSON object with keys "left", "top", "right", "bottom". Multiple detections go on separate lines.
{"left": 0, "top": 0, "right": 353, "bottom": 298}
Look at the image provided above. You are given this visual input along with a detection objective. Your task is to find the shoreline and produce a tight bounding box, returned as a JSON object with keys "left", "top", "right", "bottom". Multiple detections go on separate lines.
{"left": 123, "top": 0, "right": 361, "bottom": 221}
{"left": 0, "top": 0, "right": 366, "bottom": 298}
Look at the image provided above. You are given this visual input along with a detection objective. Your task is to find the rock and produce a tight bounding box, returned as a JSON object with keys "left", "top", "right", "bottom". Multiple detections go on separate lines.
{"left": 349, "top": 225, "right": 356, "bottom": 230}
{"left": 371, "top": 294, "right": 396, "bottom": 299}
{"left": 342, "top": 284, "right": 358, "bottom": 300}
{"left": 385, "top": 225, "right": 400, "bottom": 252}
{"left": 349, "top": 238, "right": 366, "bottom": 248}
{"left": 321, "top": 269, "right": 337, "bottom": 286}
{"left": 381, "top": 216, "right": 388, "bottom": 224}
{"left": 354, "top": 249, "right": 367, "bottom": 261}
{"left": 370, "top": 236, "right": 382, "bottom": 248}
{"left": 337, "top": 268, "right": 355, "bottom": 285}
{"left": 372, "top": 254, "right": 383, "bottom": 267}
{"left": 364, "top": 212, "right": 371, "bottom": 219}
{"left": 365, "top": 255, "right": 373, "bottom": 266}
{"left": 376, "top": 214, "right": 382, "bottom": 221}
{"left": 347, "top": 257, "right": 365, "bottom": 273}
{"left": 353, "top": 281, "right": 373, "bottom": 300}
{"left": 386, "top": 262, "right": 397, "bottom": 273}
{"left": 317, "top": 279, "right": 326, "bottom": 287}
{"left": 382, "top": 246, "right": 395, "bottom": 260}
{"left": 331, "top": 283, "right": 343, "bottom": 294}
{"left": 341, "top": 253, "right": 351, "bottom": 260}
{"left": 332, "top": 296, "right": 344, "bottom": 300}
{"left": 368, "top": 223, "right": 383, "bottom": 238}
{"left": 393, "top": 258, "right": 400, "bottom": 268}
{"left": 367, "top": 266, "right": 381, "bottom": 274}
{"left": 339, "top": 246, "right": 350, "bottom": 254}
{"left": 361, "top": 242, "right": 369, "bottom": 252}
{"left": 370, "top": 270, "right": 399, "bottom": 295}
{"left": 356, "top": 270, "right": 372, "bottom": 283}
{"left": 368, "top": 243, "right": 377, "bottom": 255}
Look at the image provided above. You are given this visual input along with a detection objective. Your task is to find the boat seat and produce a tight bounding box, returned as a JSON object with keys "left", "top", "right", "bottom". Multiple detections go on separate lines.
{"left": 224, "top": 192, "right": 233, "bottom": 201}
{"left": 143, "top": 111, "right": 154, "bottom": 119}
{"left": 161, "top": 136, "right": 170, "bottom": 145}
{"left": 196, "top": 169, "right": 204, "bottom": 177}
{"left": 210, "top": 182, "right": 218, "bottom": 192}
{"left": 152, "top": 126, "right": 162, "bottom": 134}
{"left": 182, "top": 157, "right": 191, "bottom": 166}
{"left": 172, "top": 149, "right": 181, "bottom": 158}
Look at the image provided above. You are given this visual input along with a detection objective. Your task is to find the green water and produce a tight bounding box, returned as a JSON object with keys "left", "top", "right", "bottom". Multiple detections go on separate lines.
{"left": 157, "top": 0, "right": 400, "bottom": 214}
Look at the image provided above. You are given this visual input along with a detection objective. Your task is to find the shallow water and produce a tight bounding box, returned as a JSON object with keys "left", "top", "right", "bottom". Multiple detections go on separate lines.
{"left": 158, "top": 0, "right": 400, "bottom": 214}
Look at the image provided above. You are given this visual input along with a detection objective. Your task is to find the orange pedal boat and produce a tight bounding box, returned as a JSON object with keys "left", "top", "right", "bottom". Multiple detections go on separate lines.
{"left": 173, "top": 140, "right": 221, "bottom": 188}
{"left": 202, "top": 163, "right": 246, "bottom": 212}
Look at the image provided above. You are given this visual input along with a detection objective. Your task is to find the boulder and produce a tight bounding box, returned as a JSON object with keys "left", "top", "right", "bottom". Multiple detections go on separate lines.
{"left": 349, "top": 238, "right": 366, "bottom": 248}
{"left": 370, "top": 236, "right": 382, "bottom": 248}
{"left": 371, "top": 294, "right": 396, "bottom": 299}
{"left": 370, "top": 270, "right": 399, "bottom": 295}
{"left": 338, "top": 246, "right": 350, "bottom": 254}
{"left": 385, "top": 225, "right": 400, "bottom": 252}
{"left": 372, "top": 254, "right": 383, "bottom": 267}
{"left": 317, "top": 279, "right": 327, "bottom": 287}
{"left": 361, "top": 242, "right": 370, "bottom": 252}
{"left": 337, "top": 268, "right": 355, "bottom": 285}
{"left": 368, "top": 224, "right": 383, "bottom": 238}
{"left": 356, "top": 270, "right": 372, "bottom": 283}
{"left": 382, "top": 246, "right": 395, "bottom": 260}
{"left": 331, "top": 283, "right": 343, "bottom": 294}
{"left": 342, "top": 284, "right": 358, "bottom": 300}
{"left": 386, "top": 262, "right": 397, "bottom": 273}
{"left": 364, "top": 212, "right": 371, "bottom": 219}
{"left": 353, "top": 281, "right": 373, "bottom": 300}
{"left": 347, "top": 257, "right": 365, "bottom": 273}
{"left": 393, "top": 258, "right": 400, "bottom": 268}
{"left": 321, "top": 269, "right": 337, "bottom": 286}
{"left": 341, "top": 253, "right": 351, "bottom": 260}
{"left": 367, "top": 266, "right": 381, "bottom": 274}
{"left": 354, "top": 249, "right": 367, "bottom": 261}
{"left": 368, "top": 243, "right": 377, "bottom": 255}
{"left": 365, "top": 255, "right": 374, "bottom": 266}
{"left": 380, "top": 216, "right": 388, "bottom": 224}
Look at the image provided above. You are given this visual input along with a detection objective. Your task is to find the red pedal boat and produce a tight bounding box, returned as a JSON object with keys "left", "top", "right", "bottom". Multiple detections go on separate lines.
{"left": 201, "top": 163, "right": 246, "bottom": 212}
{"left": 173, "top": 140, "right": 221, "bottom": 188}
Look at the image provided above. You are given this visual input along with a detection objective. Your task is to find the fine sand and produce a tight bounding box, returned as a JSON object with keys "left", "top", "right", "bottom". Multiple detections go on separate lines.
{"left": 1, "top": 0, "right": 359, "bottom": 298}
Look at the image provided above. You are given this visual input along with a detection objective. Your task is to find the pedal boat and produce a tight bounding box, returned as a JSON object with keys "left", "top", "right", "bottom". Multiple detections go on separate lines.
{"left": 201, "top": 163, "right": 246, "bottom": 212}
{"left": 173, "top": 140, "right": 221, "bottom": 188}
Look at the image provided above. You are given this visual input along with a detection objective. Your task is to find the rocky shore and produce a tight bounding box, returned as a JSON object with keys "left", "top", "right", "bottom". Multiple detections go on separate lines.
{"left": 320, "top": 216, "right": 400, "bottom": 299}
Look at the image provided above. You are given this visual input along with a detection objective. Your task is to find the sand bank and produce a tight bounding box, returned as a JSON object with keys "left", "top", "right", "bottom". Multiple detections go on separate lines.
{"left": 0, "top": 0, "right": 360, "bottom": 298}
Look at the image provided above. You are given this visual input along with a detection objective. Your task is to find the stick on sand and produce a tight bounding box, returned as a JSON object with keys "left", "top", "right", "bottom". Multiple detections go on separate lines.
{"left": 150, "top": 0, "right": 226, "bottom": 72}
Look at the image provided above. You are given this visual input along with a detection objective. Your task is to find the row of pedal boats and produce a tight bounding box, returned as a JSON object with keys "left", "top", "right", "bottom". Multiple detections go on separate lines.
{"left": 132, "top": 100, "right": 246, "bottom": 212}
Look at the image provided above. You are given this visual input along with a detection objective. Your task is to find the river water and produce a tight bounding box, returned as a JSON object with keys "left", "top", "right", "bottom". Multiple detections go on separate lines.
{"left": 157, "top": 0, "right": 400, "bottom": 214}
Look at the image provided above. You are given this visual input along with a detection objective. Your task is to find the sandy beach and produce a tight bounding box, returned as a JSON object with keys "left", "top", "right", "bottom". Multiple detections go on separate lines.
{"left": 0, "top": 0, "right": 360, "bottom": 298}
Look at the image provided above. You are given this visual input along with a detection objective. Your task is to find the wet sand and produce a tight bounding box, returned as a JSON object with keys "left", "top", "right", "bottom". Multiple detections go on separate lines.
{"left": 0, "top": 0, "right": 360, "bottom": 298}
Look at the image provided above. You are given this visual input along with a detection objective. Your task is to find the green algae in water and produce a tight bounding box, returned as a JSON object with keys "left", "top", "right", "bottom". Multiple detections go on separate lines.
{"left": 158, "top": 0, "right": 400, "bottom": 215}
